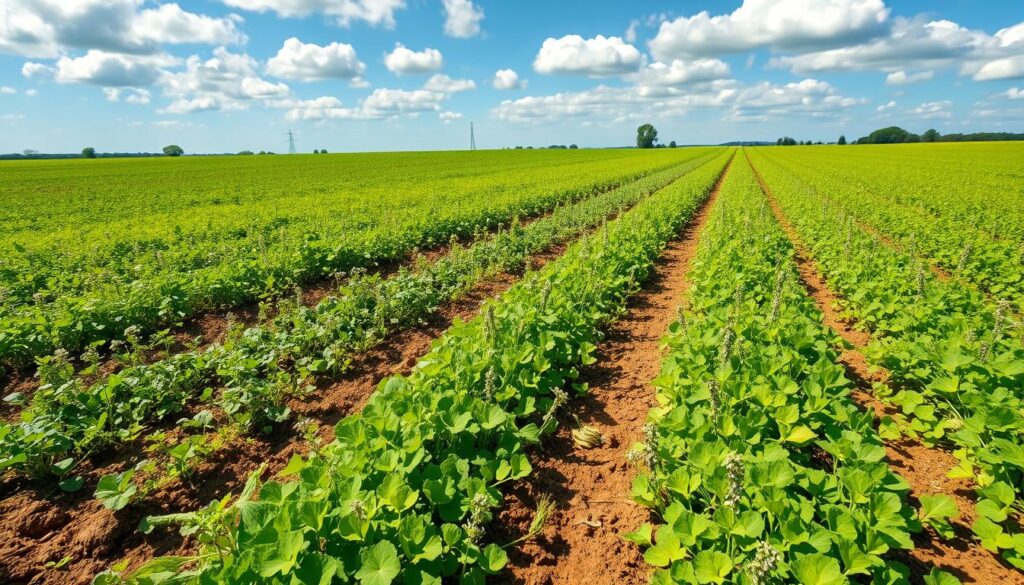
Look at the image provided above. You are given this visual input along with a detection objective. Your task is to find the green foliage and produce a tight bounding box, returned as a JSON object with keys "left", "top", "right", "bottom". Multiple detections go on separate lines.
{"left": 633, "top": 154, "right": 918, "bottom": 583}
{"left": 162, "top": 145, "right": 184, "bottom": 157}
{"left": 0, "top": 151, "right": 726, "bottom": 478}
{"left": 749, "top": 146, "right": 1024, "bottom": 569}
{"left": 0, "top": 148, "right": 709, "bottom": 369}
{"left": 637, "top": 124, "right": 658, "bottom": 149}
{"left": 752, "top": 144, "right": 1024, "bottom": 305}
{"left": 81, "top": 147, "right": 96, "bottom": 159}
{"left": 857, "top": 127, "right": 920, "bottom": 144}
{"left": 95, "top": 470, "right": 138, "bottom": 511}
{"left": 102, "top": 150, "right": 731, "bottom": 584}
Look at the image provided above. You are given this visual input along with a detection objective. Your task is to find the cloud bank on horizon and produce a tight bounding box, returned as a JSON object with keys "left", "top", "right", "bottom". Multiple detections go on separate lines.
{"left": 0, "top": 0, "right": 1022, "bottom": 151}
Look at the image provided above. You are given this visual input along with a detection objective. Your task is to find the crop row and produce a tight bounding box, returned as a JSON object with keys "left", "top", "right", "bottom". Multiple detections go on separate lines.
{"left": 0, "top": 151, "right": 721, "bottom": 490}
{"left": 756, "top": 144, "right": 1024, "bottom": 241}
{"left": 0, "top": 149, "right": 714, "bottom": 370}
{"left": 747, "top": 148, "right": 1024, "bottom": 570}
{"left": 756, "top": 148, "right": 1024, "bottom": 306}
{"left": 93, "top": 150, "right": 733, "bottom": 584}
{"left": 627, "top": 152, "right": 955, "bottom": 584}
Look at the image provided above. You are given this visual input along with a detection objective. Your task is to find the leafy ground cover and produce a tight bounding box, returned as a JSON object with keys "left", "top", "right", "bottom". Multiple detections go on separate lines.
{"left": 0, "top": 148, "right": 711, "bottom": 370}
{"left": 627, "top": 152, "right": 956, "bottom": 584}
{"left": 748, "top": 147, "right": 1024, "bottom": 571}
{"left": 2, "top": 143, "right": 1023, "bottom": 585}
{"left": 0, "top": 150, "right": 723, "bottom": 491}
{"left": 755, "top": 146, "right": 1024, "bottom": 306}
{"left": 92, "top": 150, "right": 731, "bottom": 584}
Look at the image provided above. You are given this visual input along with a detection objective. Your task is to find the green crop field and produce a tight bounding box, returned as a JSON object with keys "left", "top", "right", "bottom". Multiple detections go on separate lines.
{"left": 1, "top": 144, "right": 1022, "bottom": 585}
{"left": 0, "top": 148, "right": 705, "bottom": 370}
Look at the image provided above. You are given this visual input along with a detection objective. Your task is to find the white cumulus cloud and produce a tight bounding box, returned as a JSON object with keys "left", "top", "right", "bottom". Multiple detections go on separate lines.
{"left": 492, "top": 68, "right": 525, "bottom": 90}
{"left": 631, "top": 59, "right": 731, "bottom": 87}
{"left": 491, "top": 77, "right": 862, "bottom": 125}
{"left": 906, "top": 100, "right": 952, "bottom": 119}
{"left": 885, "top": 69, "right": 934, "bottom": 85}
{"left": 21, "top": 62, "right": 55, "bottom": 79}
{"left": 282, "top": 87, "right": 446, "bottom": 120}
{"left": 0, "top": 0, "right": 245, "bottom": 58}
{"left": 219, "top": 0, "right": 405, "bottom": 27}
{"left": 771, "top": 16, "right": 1024, "bottom": 84}
{"left": 103, "top": 87, "right": 151, "bottom": 104}
{"left": 534, "top": 34, "right": 643, "bottom": 77}
{"left": 973, "top": 55, "right": 1024, "bottom": 81}
{"left": 423, "top": 73, "right": 475, "bottom": 93}
{"left": 384, "top": 43, "right": 443, "bottom": 75}
{"left": 55, "top": 50, "right": 178, "bottom": 87}
{"left": 266, "top": 38, "right": 366, "bottom": 83}
{"left": 442, "top": 0, "right": 483, "bottom": 38}
{"left": 876, "top": 99, "right": 896, "bottom": 111}
{"left": 160, "top": 47, "right": 289, "bottom": 114}
{"left": 649, "top": 0, "right": 890, "bottom": 60}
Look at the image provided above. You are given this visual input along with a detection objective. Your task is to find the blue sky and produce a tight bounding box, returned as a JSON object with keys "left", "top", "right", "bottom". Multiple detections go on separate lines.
{"left": 1, "top": 0, "right": 1023, "bottom": 153}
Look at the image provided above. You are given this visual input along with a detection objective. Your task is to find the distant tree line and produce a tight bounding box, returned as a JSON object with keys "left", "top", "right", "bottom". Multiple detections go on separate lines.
{"left": 0, "top": 151, "right": 167, "bottom": 160}
{"left": 511, "top": 144, "right": 580, "bottom": 149}
{"left": 775, "top": 137, "right": 826, "bottom": 145}
{"left": 773, "top": 127, "right": 1024, "bottom": 147}
{"left": 850, "top": 127, "right": 1024, "bottom": 144}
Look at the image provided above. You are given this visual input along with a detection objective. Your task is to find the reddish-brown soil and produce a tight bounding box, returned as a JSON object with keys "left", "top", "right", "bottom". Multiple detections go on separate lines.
{"left": 0, "top": 218, "right": 597, "bottom": 584}
{"left": 494, "top": 159, "right": 732, "bottom": 585}
{"left": 747, "top": 152, "right": 1022, "bottom": 584}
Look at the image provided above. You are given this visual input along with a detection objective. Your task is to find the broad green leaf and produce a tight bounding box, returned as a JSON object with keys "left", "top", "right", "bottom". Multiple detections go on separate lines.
{"left": 356, "top": 541, "right": 402, "bottom": 585}
{"left": 918, "top": 494, "right": 958, "bottom": 523}
{"left": 791, "top": 553, "right": 844, "bottom": 585}
{"left": 922, "top": 568, "right": 960, "bottom": 585}
{"left": 692, "top": 550, "right": 732, "bottom": 584}
{"left": 480, "top": 543, "right": 508, "bottom": 574}
{"left": 644, "top": 526, "right": 683, "bottom": 568}
{"left": 95, "top": 471, "right": 137, "bottom": 511}
{"left": 783, "top": 425, "right": 817, "bottom": 445}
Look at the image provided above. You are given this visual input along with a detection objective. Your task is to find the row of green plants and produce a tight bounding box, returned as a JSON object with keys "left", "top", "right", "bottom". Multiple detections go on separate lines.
{"left": 0, "top": 149, "right": 716, "bottom": 370}
{"left": 755, "top": 143, "right": 1024, "bottom": 241}
{"left": 92, "top": 150, "right": 733, "bottom": 584}
{"left": 756, "top": 148, "right": 1024, "bottom": 306}
{"left": 628, "top": 153, "right": 956, "bottom": 584}
{"left": 748, "top": 149, "right": 1024, "bottom": 570}
{"left": 0, "top": 152, "right": 721, "bottom": 491}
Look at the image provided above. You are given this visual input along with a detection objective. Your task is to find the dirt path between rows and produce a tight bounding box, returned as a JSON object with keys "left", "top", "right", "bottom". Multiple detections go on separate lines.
{"left": 746, "top": 152, "right": 1022, "bottom": 584}
{"left": 494, "top": 157, "right": 733, "bottom": 585}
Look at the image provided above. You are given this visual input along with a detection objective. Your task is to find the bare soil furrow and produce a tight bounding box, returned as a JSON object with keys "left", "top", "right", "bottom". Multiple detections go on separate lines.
{"left": 494, "top": 159, "right": 732, "bottom": 585}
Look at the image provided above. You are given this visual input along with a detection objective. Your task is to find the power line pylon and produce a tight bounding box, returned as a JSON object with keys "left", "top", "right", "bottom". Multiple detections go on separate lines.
{"left": 470, "top": 122, "right": 476, "bottom": 151}
{"left": 285, "top": 130, "right": 297, "bottom": 154}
